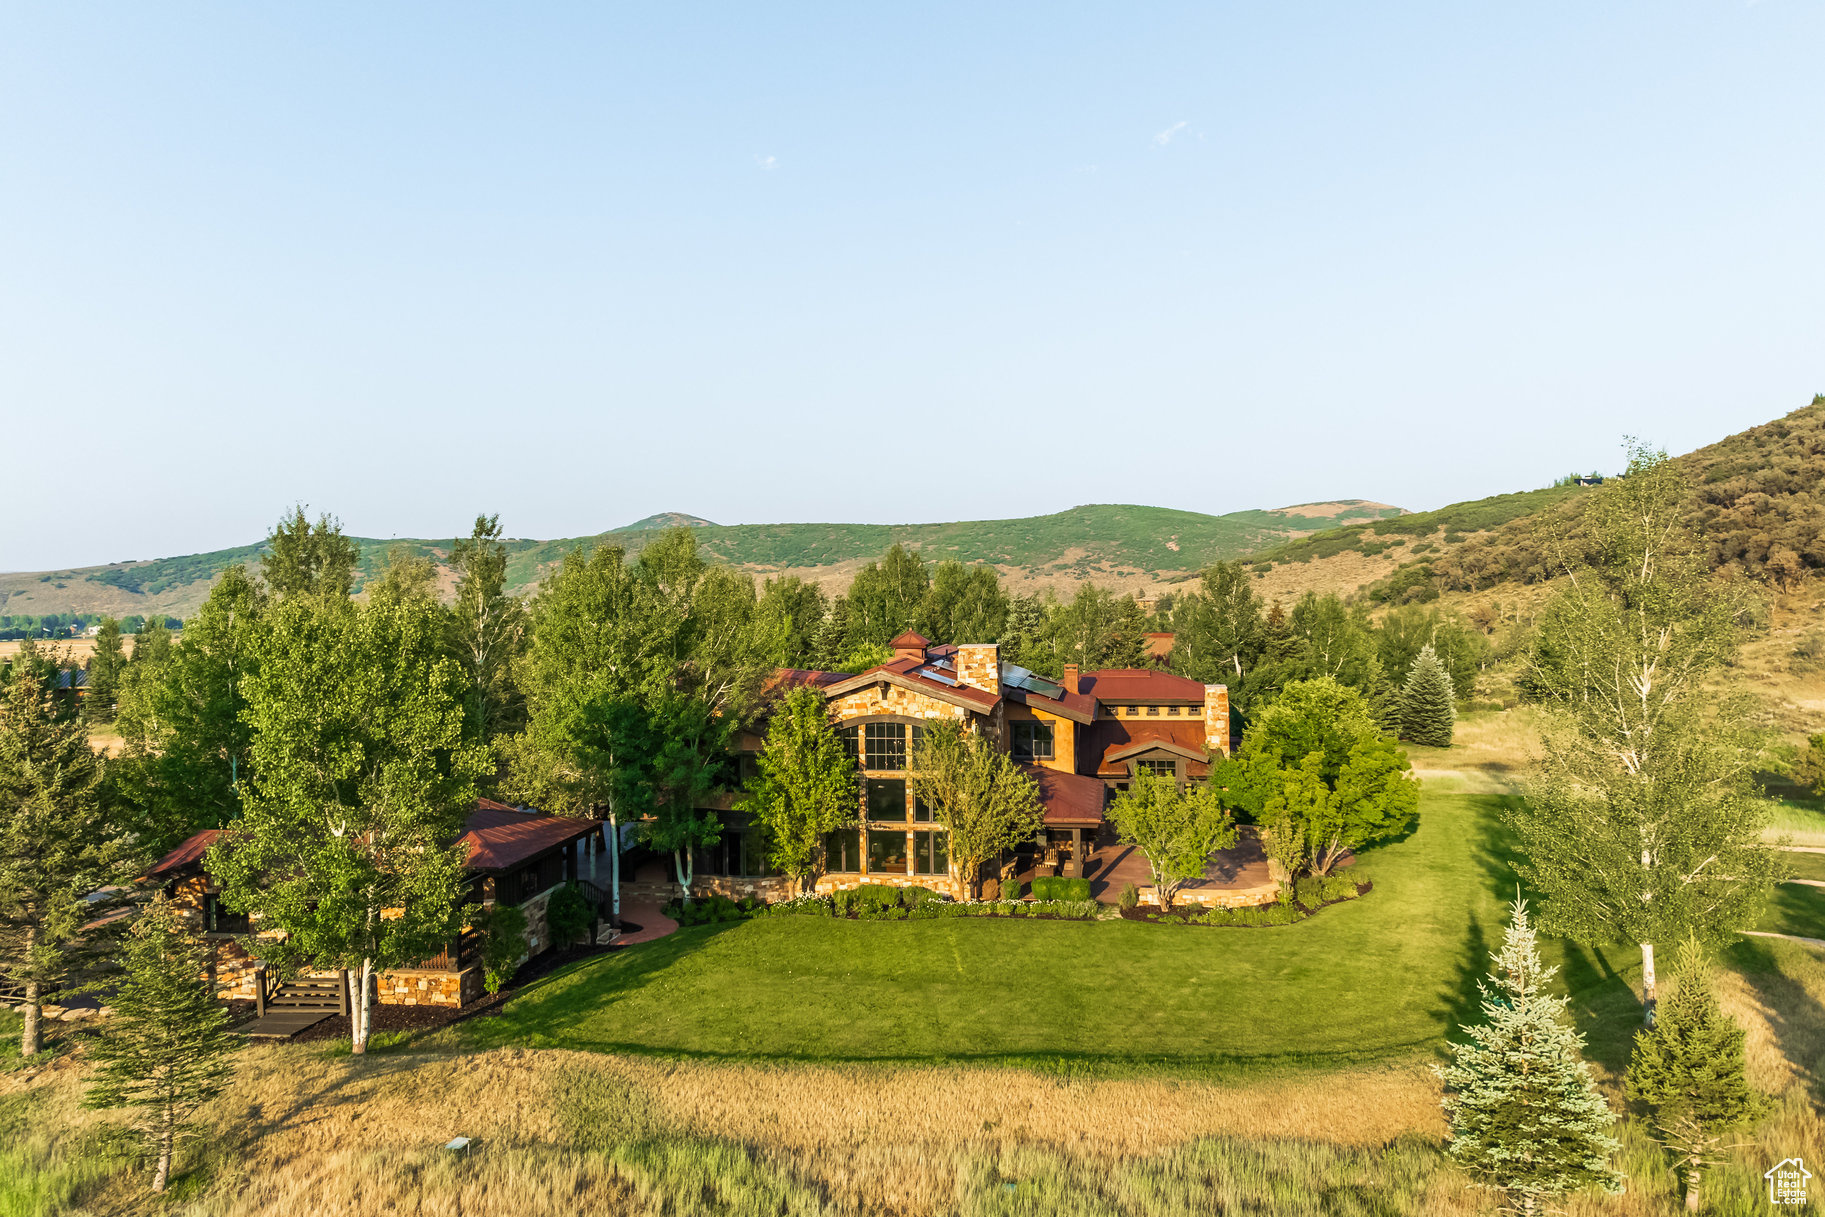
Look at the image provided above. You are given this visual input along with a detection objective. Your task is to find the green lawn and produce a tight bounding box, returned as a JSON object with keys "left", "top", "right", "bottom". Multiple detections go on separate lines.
{"left": 1759, "top": 882, "right": 1825, "bottom": 941}
{"left": 458, "top": 788, "right": 1647, "bottom": 1069}
{"left": 1782, "top": 849, "right": 1825, "bottom": 883}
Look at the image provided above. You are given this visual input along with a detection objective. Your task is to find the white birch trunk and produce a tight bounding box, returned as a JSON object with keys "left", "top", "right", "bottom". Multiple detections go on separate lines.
{"left": 674, "top": 848, "right": 693, "bottom": 904}
{"left": 608, "top": 807, "right": 621, "bottom": 924}
{"left": 351, "top": 958, "right": 374, "bottom": 1054}
{"left": 152, "top": 1114, "right": 173, "bottom": 1192}
{"left": 1641, "top": 941, "right": 1658, "bottom": 1025}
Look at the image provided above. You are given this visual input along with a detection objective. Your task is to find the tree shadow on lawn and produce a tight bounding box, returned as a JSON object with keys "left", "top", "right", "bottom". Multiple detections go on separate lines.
{"left": 1728, "top": 936, "right": 1825, "bottom": 1107}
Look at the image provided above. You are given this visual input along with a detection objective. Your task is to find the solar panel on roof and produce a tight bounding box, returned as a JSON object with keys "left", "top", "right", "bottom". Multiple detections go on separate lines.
{"left": 1025, "top": 676, "right": 1065, "bottom": 699}
{"left": 918, "top": 668, "right": 959, "bottom": 686}
{"left": 1002, "top": 663, "right": 1066, "bottom": 700}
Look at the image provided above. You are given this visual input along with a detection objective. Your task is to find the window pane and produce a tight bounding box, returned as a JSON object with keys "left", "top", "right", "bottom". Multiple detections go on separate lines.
{"left": 867, "top": 778, "right": 907, "bottom": 821}
{"left": 864, "top": 722, "right": 906, "bottom": 770}
{"left": 867, "top": 826, "right": 908, "bottom": 875}
{"left": 825, "top": 828, "right": 860, "bottom": 873}
{"left": 1137, "top": 759, "right": 1175, "bottom": 777}
{"left": 913, "top": 794, "right": 931, "bottom": 823}
{"left": 913, "top": 830, "right": 948, "bottom": 875}
{"left": 840, "top": 726, "right": 859, "bottom": 762}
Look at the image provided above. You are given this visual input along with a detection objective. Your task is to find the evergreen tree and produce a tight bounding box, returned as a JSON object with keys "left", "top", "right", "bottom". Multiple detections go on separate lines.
{"left": 1397, "top": 643, "right": 1456, "bottom": 747}
{"left": 84, "top": 617, "right": 127, "bottom": 723}
{"left": 1625, "top": 937, "right": 1764, "bottom": 1213}
{"left": 814, "top": 596, "right": 852, "bottom": 671}
{"left": 0, "top": 673, "right": 135, "bottom": 1056}
{"left": 260, "top": 504, "right": 359, "bottom": 599}
{"left": 83, "top": 896, "right": 239, "bottom": 1194}
{"left": 447, "top": 513, "right": 527, "bottom": 744}
{"left": 1002, "top": 594, "right": 1046, "bottom": 672}
{"left": 130, "top": 614, "right": 175, "bottom": 668}
{"left": 1439, "top": 899, "right": 1623, "bottom": 1215}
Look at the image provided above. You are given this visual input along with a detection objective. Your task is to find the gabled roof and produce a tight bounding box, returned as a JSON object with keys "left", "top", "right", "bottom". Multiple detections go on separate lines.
{"left": 1078, "top": 719, "right": 1214, "bottom": 777}
{"left": 820, "top": 657, "right": 999, "bottom": 713}
{"left": 1080, "top": 669, "right": 1207, "bottom": 703}
{"left": 148, "top": 829, "right": 225, "bottom": 878}
{"left": 761, "top": 668, "right": 854, "bottom": 697}
{"left": 889, "top": 630, "right": 930, "bottom": 649}
{"left": 1020, "top": 764, "right": 1108, "bottom": 826}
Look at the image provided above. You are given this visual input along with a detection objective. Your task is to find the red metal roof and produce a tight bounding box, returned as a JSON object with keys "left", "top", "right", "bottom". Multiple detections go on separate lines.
{"left": 148, "top": 829, "right": 225, "bottom": 878}
{"left": 1079, "top": 669, "right": 1207, "bottom": 702}
{"left": 1021, "top": 764, "right": 1108, "bottom": 826}
{"left": 828, "top": 658, "right": 1000, "bottom": 712}
{"left": 889, "top": 630, "right": 930, "bottom": 648}
{"left": 1078, "top": 719, "right": 1214, "bottom": 777}
{"left": 459, "top": 799, "right": 601, "bottom": 873}
{"left": 761, "top": 668, "right": 853, "bottom": 697}
{"left": 146, "top": 802, "right": 600, "bottom": 881}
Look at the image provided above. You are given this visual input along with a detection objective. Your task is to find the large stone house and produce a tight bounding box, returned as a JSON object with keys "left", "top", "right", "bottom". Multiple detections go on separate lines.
{"left": 148, "top": 799, "right": 604, "bottom": 1008}
{"left": 685, "top": 631, "right": 1231, "bottom": 902}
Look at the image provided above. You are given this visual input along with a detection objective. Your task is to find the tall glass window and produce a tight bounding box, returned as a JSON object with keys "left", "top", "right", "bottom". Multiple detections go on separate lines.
{"left": 839, "top": 726, "right": 860, "bottom": 763}
{"left": 825, "top": 828, "right": 861, "bottom": 873}
{"left": 867, "top": 826, "right": 909, "bottom": 874}
{"left": 912, "top": 830, "right": 948, "bottom": 875}
{"left": 866, "top": 778, "right": 908, "bottom": 821}
{"left": 864, "top": 722, "right": 907, "bottom": 770}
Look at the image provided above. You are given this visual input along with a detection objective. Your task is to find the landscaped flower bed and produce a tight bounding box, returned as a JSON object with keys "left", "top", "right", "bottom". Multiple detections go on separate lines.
{"left": 1121, "top": 875, "right": 1373, "bottom": 926}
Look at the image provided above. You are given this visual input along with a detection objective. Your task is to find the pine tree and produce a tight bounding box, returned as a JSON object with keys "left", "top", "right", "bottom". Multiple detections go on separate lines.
{"left": 84, "top": 895, "right": 240, "bottom": 1193}
{"left": 1398, "top": 642, "right": 1456, "bottom": 747}
{"left": 84, "top": 617, "right": 127, "bottom": 723}
{"left": 1439, "top": 899, "right": 1623, "bottom": 1215}
{"left": 1625, "top": 937, "right": 1764, "bottom": 1213}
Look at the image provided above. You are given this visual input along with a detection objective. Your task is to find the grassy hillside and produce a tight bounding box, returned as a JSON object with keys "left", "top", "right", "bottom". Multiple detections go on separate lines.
{"left": 1244, "top": 395, "right": 1825, "bottom": 609}
{"left": 0, "top": 500, "right": 1404, "bottom": 621}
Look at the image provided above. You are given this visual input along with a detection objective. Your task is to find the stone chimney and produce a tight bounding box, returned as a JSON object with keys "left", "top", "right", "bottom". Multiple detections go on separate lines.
{"left": 954, "top": 643, "right": 1000, "bottom": 694}
{"left": 1203, "top": 684, "right": 1231, "bottom": 756}
{"left": 1062, "top": 664, "right": 1079, "bottom": 696}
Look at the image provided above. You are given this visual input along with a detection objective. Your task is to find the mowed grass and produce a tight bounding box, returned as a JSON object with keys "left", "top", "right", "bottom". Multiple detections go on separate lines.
{"left": 1782, "top": 848, "right": 1825, "bottom": 883}
{"left": 460, "top": 786, "right": 1646, "bottom": 1069}
{"left": 1759, "top": 882, "right": 1825, "bottom": 942}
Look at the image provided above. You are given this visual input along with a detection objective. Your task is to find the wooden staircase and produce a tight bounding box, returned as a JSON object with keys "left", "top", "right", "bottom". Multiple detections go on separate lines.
{"left": 241, "top": 970, "right": 346, "bottom": 1041}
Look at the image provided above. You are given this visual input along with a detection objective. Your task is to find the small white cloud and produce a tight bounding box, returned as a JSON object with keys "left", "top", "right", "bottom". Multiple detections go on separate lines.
{"left": 755, "top": 155, "right": 778, "bottom": 171}
{"left": 1152, "top": 120, "right": 1188, "bottom": 148}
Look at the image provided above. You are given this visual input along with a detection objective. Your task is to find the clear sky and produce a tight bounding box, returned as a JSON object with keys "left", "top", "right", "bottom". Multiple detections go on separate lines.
{"left": 3, "top": 2, "right": 1821, "bottom": 571}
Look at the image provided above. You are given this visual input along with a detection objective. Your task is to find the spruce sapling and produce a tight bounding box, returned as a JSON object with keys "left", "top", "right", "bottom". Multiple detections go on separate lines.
{"left": 1439, "top": 898, "right": 1622, "bottom": 1214}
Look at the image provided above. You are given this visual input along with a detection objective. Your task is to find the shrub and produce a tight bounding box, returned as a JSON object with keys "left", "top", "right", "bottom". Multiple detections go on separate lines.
{"left": 1032, "top": 876, "right": 1092, "bottom": 902}
{"left": 1002, "top": 879, "right": 1024, "bottom": 901}
{"left": 902, "top": 885, "right": 946, "bottom": 909}
{"left": 474, "top": 904, "right": 528, "bottom": 995}
{"left": 1320, "top": 873, "right": 1361, "bottom": 902}
{"left": 1294, "top": 875, "right": 1324, "bottom": 909}
{"left": 854, "top": 884, "right": 901, "bottom": 915}
{"left": 980, "top": 877, "right": 1001, "bottom": 901}
{"left": 1190, "top": 903, "right": 1306, "bottom": 927}
{"left": 666, "top": 894, "right": 751, "bottom": 927}
{"left": 767, "top": 894, "right": 833, "bottom": 917}
{"left": 1118, "top": 882, "right": 1141, "bottom": 911}
{"left": 544, "top": 883, "right": 595, "bottom": 945}
{"left": 859, "top": 906, "right": 908, "bottom": 921}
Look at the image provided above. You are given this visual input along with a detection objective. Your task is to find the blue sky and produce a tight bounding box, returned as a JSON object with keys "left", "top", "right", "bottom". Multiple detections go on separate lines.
{"left": 3, "top": 2, "right": 1821, "bottom": 570}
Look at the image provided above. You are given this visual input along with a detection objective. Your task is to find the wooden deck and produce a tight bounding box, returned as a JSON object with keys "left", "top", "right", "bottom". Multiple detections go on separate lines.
{"left": 240, "top": 1009, "right": 334, "bottom": 1040}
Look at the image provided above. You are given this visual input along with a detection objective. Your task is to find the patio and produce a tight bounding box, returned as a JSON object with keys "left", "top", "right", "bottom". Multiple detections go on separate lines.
{"left": 1013, "top": 825, "right": 1275, "bottom": 903}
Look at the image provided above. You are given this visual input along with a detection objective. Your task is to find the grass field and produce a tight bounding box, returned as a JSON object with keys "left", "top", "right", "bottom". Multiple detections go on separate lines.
{"left": 1760, "top": 882, "right": 1825, "bottom": 941}
{"left": 1783, "top": 849, "right": 1825, "bottom": 883}
{"left": 455, "top": 786, "right": 1646, "bottom": 1071}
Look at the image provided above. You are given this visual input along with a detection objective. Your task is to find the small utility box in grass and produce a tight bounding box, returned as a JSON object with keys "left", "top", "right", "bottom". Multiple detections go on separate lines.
{"left": 444, "top": 1137, "right": 473, "bottom": 1157}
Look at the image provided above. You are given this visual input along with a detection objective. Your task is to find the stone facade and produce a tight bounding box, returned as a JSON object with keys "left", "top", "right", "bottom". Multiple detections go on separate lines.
{"left": 953, "top": 643, "right": 1000, "bottom": 694}
{"left": 375, "top": 967, "right": 481, "bottom": 1007}
{"left": 827, "top": 682, "right": 967, "bottom": 724}
{"left": 1203, "top": 684, "right": 1231, "bottom": 756}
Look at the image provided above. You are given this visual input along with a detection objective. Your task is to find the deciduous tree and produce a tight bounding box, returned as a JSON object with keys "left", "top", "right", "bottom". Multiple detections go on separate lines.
{"left": 113, "top": 566, "right": 265, "bottom": 851}
{"left": 1509, "top": 442, "right": 1777, "bottom": 1021}
{"left": 447, "top": 513, "right": 526, "bottom": 744}
{"left": 1439, "top": 899, "right": 1623, "bottom": 1215}
{"left": 82, "top": 895, "right": 239, "bottom": 1193}
{"left": 261, "top": 504, "right": 359, "bottom": 599}
{"left": 736, "top": 687, "right": 858, "bottom": 893}
{"left": 1213, "top": 678, "right": 1418, "bottom": 876}
{"left": 1104, "top": 774, "right": 1237, "bottom": 911}
{"left": 909, "top": 721, "right": 1043, "bottom": 899}
{"left": 209, "top": 592, "right": 485, "bottom": 1055}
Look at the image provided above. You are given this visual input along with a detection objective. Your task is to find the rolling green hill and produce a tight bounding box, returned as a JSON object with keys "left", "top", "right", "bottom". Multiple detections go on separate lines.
{"left": 0, "top": 500, "right": 1405, "bottom": 621}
